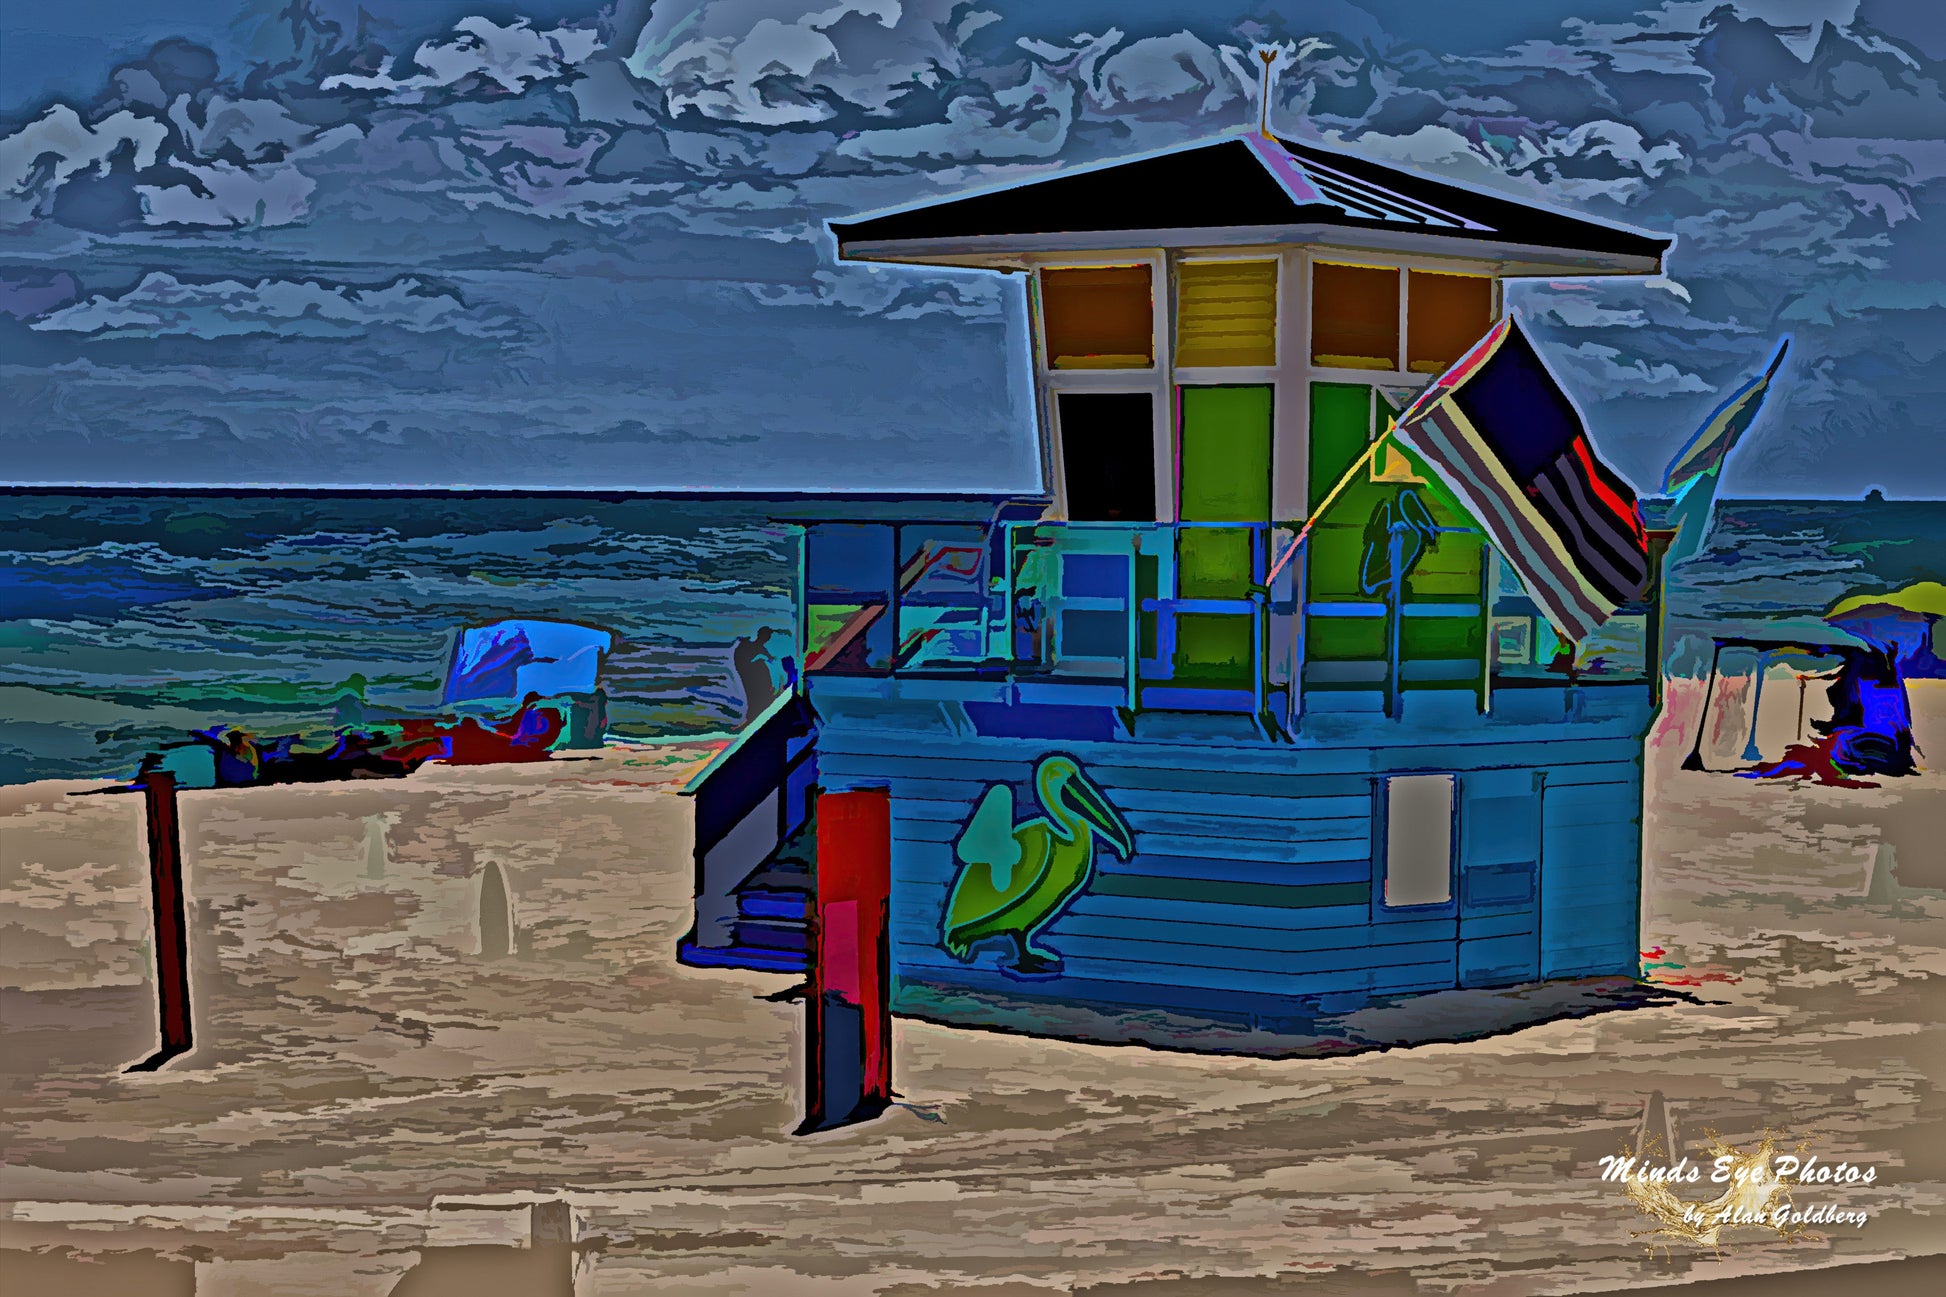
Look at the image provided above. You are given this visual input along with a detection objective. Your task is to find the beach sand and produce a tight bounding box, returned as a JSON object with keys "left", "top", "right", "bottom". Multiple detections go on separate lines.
{"left": 2, "top": 683, "right": 1943, "bottom": 1294}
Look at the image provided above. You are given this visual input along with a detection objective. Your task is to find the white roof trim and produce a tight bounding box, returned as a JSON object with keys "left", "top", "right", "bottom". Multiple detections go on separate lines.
{"left": 839, "top": 224, "right": 1665, "bottom": 277}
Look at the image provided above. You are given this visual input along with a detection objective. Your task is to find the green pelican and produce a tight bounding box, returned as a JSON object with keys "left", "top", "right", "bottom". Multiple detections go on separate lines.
{"left": 942, "top": 754, "right": 1134, "bottom": 975}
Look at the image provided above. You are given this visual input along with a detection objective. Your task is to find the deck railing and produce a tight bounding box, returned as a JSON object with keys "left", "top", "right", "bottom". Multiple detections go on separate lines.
{"left": 798, "top": 516, "right": 1656, "bottom": 730}
{"left": 801, "top": 519, "right": 1302, "bottom": 728}
{"left": 1001, "top": 520, "right": 1302, "bottom": 724}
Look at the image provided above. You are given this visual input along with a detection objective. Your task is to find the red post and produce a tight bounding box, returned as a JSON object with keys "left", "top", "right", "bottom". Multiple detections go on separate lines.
{"left": 129, "top": 772, "right": 193, "bottom": 1071}
{"left": 797, "top": 787, "right": 891, "bottom": 1133}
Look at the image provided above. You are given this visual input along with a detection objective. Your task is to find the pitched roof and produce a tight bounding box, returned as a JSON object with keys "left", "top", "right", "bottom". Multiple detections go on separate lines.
{"left": 833, "top": 133, "right": 1669, "bottom": 273}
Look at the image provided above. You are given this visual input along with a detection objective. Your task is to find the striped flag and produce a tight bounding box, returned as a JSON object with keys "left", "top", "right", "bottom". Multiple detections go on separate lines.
{"left": 1391, "top": 315, "right": 1649, "bottom": 643}
{"left": 1661, "top": 338, "right": 1789, "bottom": 568}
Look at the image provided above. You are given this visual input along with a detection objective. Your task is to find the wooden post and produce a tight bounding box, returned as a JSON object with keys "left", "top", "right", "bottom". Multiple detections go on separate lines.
{"left": 128, "top": 772, "right": 192, "bottom": 1071}
{"left": 797, "top": 787, "right": 892, "bottom": 1134}
{"left": 1125, "top": 533, "right": 1141, "bottom": 716}
{"left": 1740, "top": 661, "right": 1769, "bottom": 763}
{"left": 1384, "top": 528, "right": 1405, "bottom": 719}
{"left": 1681, "top": 640, "right": 1726, "bottom": 771}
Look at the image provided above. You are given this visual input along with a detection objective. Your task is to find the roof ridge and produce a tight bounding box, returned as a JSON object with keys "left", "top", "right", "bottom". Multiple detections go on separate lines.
{"left": 827, "top": 134, "right": 1246, "bottom": 235}
{"left": 1272, "top": 131, "right": 1666, "bottom": 245}
{"left": 831, "top": 128, "right": 1671, "bottom": 266}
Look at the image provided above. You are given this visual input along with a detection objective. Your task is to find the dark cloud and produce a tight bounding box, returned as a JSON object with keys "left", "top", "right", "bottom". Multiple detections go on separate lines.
{"left": 0, "top": 271, "right": 80, "bottom": 319}
{"left": 0, "top": 0, "right": 1940, "bottom": 493}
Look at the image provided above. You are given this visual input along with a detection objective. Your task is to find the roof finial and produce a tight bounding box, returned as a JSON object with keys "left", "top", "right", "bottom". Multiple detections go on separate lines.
{"left": 1256, "top": 46, "right": 1280, "bottom": 138}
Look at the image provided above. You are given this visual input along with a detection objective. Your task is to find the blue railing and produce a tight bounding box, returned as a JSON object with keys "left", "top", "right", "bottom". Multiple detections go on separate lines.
{"left": 800, "top": 518, "right": 1304, "bottom": 728}
{"left": 1002, "top": 520, "right": 1302, "bottom": 723}
{"left": 796, "top": 515, "right": 1657, "bottom": 728}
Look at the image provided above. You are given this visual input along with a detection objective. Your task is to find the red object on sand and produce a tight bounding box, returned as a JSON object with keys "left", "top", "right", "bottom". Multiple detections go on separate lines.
{"left": 447, "top": 717, "right": 554, "bottom": 765}
{"left": 130, "top": 772, "right": 193, "bottom": 1070}
{"left": 1744, "top": 735, "right": 1881, "bottom": 789}
{"left": 423, "top": 698, "right": 568, "bottom": 766}
{"left": 800, "top": 787, "right": 892, "bottom": 1133}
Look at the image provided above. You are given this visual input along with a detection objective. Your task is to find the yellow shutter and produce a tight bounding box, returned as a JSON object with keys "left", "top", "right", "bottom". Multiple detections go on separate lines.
{"left": 1175, "top": 260, "right": 1277, "bottom": 368}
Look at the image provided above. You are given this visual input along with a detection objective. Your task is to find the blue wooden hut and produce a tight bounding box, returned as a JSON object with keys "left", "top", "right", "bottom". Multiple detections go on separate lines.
{"left": 680, "top": 129, "right": 1673, "bottom": 1039}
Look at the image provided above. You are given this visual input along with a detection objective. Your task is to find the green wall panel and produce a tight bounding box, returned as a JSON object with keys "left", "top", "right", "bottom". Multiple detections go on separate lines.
{"left": 1180, "top": 385, "right": 1273, "bottom": 521}
{"left": 1305, "top": 381, "right": 1487, "bottom": 685}
{"left": 1309, "top": 617, "right": 1387, "bottom": 660}
{"left": 1307, "top": 383, "right": 1371, "bottom": 512}
{"left": 1176, "top": 385, "right": 1271, "bottom": 688}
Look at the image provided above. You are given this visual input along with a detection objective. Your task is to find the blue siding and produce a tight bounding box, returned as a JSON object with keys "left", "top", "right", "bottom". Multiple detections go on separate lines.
{"left": 808, "top": 699, "right": 1645, "bottom": 1030}
{"left": 1539, "top": 780, "right": 1642, "bottom": 978}
{"left": 1072, "top": 895, "right": 1371, "bottom": 933}
{"left": 1459, "top": 910, "right": 1536, "bottom": 940}
{"left": 1459, "top": 935, "right": 1538, "bottom": 987}
{"left": 1453, "top": 767, "right": 1541, "bottom": 985}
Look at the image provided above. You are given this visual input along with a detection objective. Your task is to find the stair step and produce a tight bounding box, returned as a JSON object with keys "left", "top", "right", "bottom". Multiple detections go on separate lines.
{"left": 742, "top": 862, "right": 811, "bottom": 892}
{"left": 735, "top": 918, "right": 810, "bottom": 952}
{"left": 740, "top": 888, "right": 811, "bottom": 920}
{"left": 676, "top": 938, "right": 807, "bottom": 975}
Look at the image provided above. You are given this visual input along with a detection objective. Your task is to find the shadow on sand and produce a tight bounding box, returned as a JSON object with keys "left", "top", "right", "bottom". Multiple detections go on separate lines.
{"left": 893, "top": 975, "right": 1704, "bottom": 1058}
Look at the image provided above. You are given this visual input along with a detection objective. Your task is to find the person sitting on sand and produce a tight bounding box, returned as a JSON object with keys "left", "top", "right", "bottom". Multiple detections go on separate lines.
{"left": 216, "top": 729, "right": 261, "bottom": 785}
{"left": 1741, "top": 646, "right": 1917, "bottom": 786}
{"left": 498, "top": 692, "right": 567, "bottom": 751}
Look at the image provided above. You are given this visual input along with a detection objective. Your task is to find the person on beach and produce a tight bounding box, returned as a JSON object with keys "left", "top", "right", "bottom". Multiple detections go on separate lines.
{"left": 1742, "top": 645, "right": 1917, "bottom": 786}
{"left": 732, "top": 628, "right": 788, "bottom": 723}
{"left": 216, "top": 729, "right": 261, "bottom": 785}
{"left": 499, "top": 692, "right": 567, "bottom": 752}
{"left": 331, "top": 673, "right": 370, "bottom": 729}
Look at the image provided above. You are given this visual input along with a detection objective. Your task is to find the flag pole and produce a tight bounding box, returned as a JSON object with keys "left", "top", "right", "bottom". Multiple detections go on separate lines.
{"left": 1265, "top": 421, "right": 1396, "bottom": 586}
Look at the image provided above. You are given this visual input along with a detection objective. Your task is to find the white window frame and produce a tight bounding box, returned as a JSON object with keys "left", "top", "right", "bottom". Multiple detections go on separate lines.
{"left": 1294, "top": 250, "right": 1501, "bottom": 520}
{"left": 1027, "top": 245, "right": 1507, "bottom": 528}
{"left": 1032, "top": 251, "right": 1172, "bottom": 522}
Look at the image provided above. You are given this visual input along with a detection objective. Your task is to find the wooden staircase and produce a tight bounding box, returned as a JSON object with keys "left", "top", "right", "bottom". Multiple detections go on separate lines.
{"left": 678, "top": 842, "right": 813, "bottom": 974}
{"left": 676, "top": 692, "right": 817, "bottom": 975}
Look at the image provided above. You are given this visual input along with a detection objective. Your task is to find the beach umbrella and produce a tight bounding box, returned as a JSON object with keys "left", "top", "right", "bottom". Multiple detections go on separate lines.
{"left": 1824, "top": 581, "right": 1946, "bottom": 671}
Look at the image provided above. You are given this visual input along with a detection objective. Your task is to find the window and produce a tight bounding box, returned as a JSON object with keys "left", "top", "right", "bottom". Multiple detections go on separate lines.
{"left": 803, "top": 523, "right": 895, "bottom": 673}
{"left": 1311, "top": 264, "right": 1497, "bottom": 375}
{"left": 1311, "top": 263, "right": 1399, "bottom": 370}
{"left": 1407, "top": 271, "right": 1493, "bottom": 374}
{"left": 1175, "top": 260, "right": 1277, "bottom": 367}
{"left": 1041, "top": 266, "right": 1153, "bottom": 369}
{"left": 1057, "top": 392, "right": 1156, "bottom": 522}
{"left": 1383, "top": 774, "right": 1454, "bottom": 907}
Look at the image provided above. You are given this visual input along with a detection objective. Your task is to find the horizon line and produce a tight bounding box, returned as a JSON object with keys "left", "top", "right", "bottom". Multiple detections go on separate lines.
{"left": 0, "top": 484, "right": 1046, "bottom": 502}
{"left": 1, "top": 485, "right": 1937, "bottom": 505}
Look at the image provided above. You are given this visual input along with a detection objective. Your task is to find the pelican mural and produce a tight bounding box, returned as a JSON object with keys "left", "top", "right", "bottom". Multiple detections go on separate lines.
{"left": 942, "top": 754, "right": 1134, "bottom": 976}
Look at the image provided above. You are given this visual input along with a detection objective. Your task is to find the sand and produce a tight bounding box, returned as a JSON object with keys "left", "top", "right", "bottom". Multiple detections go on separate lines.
{"left": 2, "top": 683, "right": 1943, "bottom": 1294}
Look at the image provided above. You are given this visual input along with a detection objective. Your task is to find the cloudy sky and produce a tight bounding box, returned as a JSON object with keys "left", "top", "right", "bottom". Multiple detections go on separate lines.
{"left": 2, "top": 1, "right": 1941, "bottom": 495}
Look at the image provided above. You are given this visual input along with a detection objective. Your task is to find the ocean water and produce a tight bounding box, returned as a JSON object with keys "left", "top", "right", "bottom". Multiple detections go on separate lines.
{"left": 0, "top": 493, "right": 798, "bottom": 785}
{"left": 1, "top": 492, "right": 1940, "bottom": 784}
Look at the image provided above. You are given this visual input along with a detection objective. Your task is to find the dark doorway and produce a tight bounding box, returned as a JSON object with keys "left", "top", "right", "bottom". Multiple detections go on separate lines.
{"left": 1058, "top": 392, "right": 1156, "bottom": 522}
